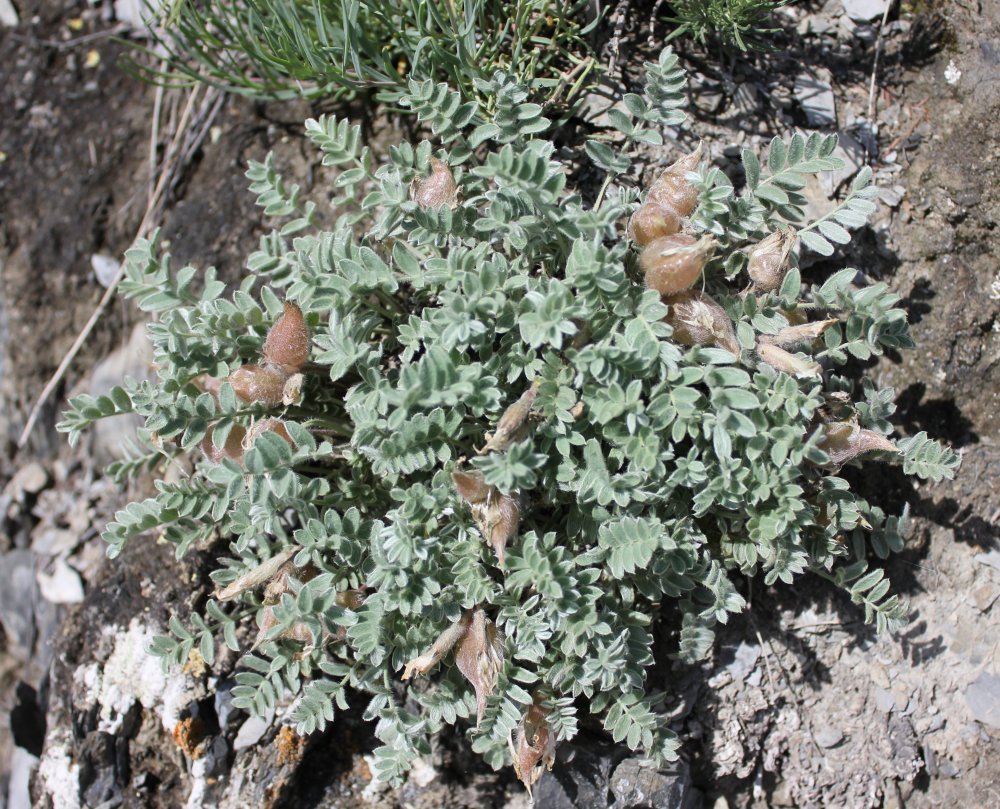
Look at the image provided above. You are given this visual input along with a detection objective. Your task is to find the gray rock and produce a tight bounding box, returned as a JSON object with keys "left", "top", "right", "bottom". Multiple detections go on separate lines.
{"left": 609, "top": 758, "right": 694, "bottom": 809}
{"left": 533, "top": 744, "right": 612, "bottom": 809}
{"left": 841, "top": 0, "right": 888, "bottom": 22}
{"left": 965, "top": 671, "right": 1000, "bottom": 729}
{"left": 37, "top": 559, "right": 85, "bottom": 604}
{"left": 794, "top": 68, "right": 836, "bottom": 127}
{"left": 90, "top": 254, "right": 122, "bottom": 289}
{"left": 88, "top": 323, "right": 153, "bottom": 462}
{"left": 813, "top": 725, "right": 844, "bottom": 748}
{"left": 234, "top": 709, "right": 275, "bottom": 750}
{"left": 7, "top": 747, "right": 39, "bottom": 809}
{"left": 0, "top": 0, "right": 19, "bottom": 26}
{"left": 820, "top": 130, "right": 867, "bottom": 196}
{"left": 0, "top": 551, "right": 39, "bottom": 659}
{"left": 724, "top": 642, "right": 761, "bottom": 682}
{"left": 874, "top": 686, "right": 896, "bottom": 713}
{"left": 974, "top": 551, "right": 1000, "bottom": 572}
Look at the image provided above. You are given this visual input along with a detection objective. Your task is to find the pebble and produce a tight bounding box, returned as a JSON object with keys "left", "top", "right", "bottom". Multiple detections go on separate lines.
{"left": 841, "top": 0, "right": 888, "bottom": 22}
{"left": 233, "top": 709, "right": 274, "bottom": 750}
{"left": 37, "top": 559, "right": 85, "bottom": 604}
{"left": 794, "top": 68, "right": 837, "bottom": 127}
{"left": 965, "top": 671, "right": 1000, "bottom": 729}
{"left": 533, "top": 745, "right": 612, "bottom": 809}
{"left": 0, "top": 0, "right": 19, "bottom": 26}
{"left": 813, "top": 725, "right": 844, "bottom": 748}
{"left": 6, "top": 462, "right": 49, "bottom": 497}
{"left": 0, "top": 551, "right": 40, "bottom": 659}
{"left": 725, "top": 642, "right": 762, "bottom": 681}
{"left": 974, "top": 551, "right": 1000, "bottom": 572}
{"left": 874, "top": 686, "right": 896, "bottom": 713}
{"left": 610, "top": 758, "right": 692, "bottom": 809}
{"left": 90, "top": 254, "right": 121, "bottom": 288}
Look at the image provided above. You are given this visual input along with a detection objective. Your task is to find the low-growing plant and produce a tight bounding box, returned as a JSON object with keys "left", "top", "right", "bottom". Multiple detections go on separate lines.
{"left": 125, "top": 0, "right": 597, "bottom": 106}
{"left": 663, "top": 0, "right": 797, "bottom": 52}
{"left": 61, "top": 49, "right": 958, "bottom": 790}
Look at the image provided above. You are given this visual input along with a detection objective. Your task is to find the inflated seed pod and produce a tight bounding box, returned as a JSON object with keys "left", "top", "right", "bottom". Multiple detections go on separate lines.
{"left": 627, "top": 202, "right": 682, "bottom": 246}
{"left": 263, "top": 301, "right": 310, "bottom": 374}
{"left": 748, "top": 230, "right": 796, "bottom": 293}
{"left": 647, "top": 142, "right": 703, "bottom": 217}
{"left": 201, "top": 424, "right": 247, "bottom": 464}
{"left": 641, "top": 234, "right": 716, "bottom": 296}
{"left": 413, "top": 158, "right": 458, "bottom": 209}
{"left": 664, "top": 289, "right": 740, "bottom": 355}
{"left": 228, "top": 363, "right": 287, "bottom": 407}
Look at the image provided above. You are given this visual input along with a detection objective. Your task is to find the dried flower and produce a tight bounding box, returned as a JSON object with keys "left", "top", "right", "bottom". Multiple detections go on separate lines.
{"left": 479, "top": 383, "right": 538, "bottom": 454}
{"left": 759, "top": 319, "right": 839, "bottom": 349}
{"left": 413, "top": 158, "right": 459, "bottom": 209}
{"left": 664, "top": 289, "right": 739, "bottom": 355}
{"left": 263, "top": 301, "right": 311, "bottom": 374}
{"left": 756, "top": 342, "right": 822, "bottom": 378}
{"left": 641, "top": 234, "right": 716, "bottom": 296}
{"left": 816, "top": 422, "right": 898, "bottom": 466}
{"left": 510, "top": 702, "right": 556, "bottom": 795}
{"left": 402, "top": 611, "right": 472, "bottom": 680}
{"left": 215, "top": 547, "right": 296, "bottom": 602}
{"left": 747, "top": 230, "right": 796, "bottom": 293}
{"left": 246, "top": 417, "right": 296, "bottom": 449}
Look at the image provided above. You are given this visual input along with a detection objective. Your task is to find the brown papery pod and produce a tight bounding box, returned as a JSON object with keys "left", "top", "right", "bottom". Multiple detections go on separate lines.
{"left": 201, "top": 424, "right": 246, "bottom": 464}
{"left": 335, "top": 589, "right": 366, "bottom": 610}
{"left": 759, "top": 319, "right": 839, "bottom": 349}
{"left": 263, "top": 302, "right": 310, "bottom": 374}
{"left": 473, "top": 492, "right": 521, "bottom": 567}
{"left": 664, "top": 289, "right": 740, "bottom": 356}
{"left": 627, "top": 202, "right": 682, "bottom": 246}
{"left": 228, "top": 364, "right": 287, "bottom": 407}
{"left": 647, "top": 142, "right": 704, "bottom": 217}
{"left": 214, "top": 547, "right": 296, "bottom": 602}
{"left": 454, "top": 608, "right": 505, "bottom": 725}
{"left": 756, "top": 342, "right": 822, "bottom": 378}
{"left": 479, "top": 383, "right": 538, "bottom": 454}
{"left": 641, "top": 234, "right": 718, "bottom": 297}
{"left": 403, "top": 611, "right": 473, "bottom": 680}
{"left": 817, "top": 422, "right": 898, "bottom": 466}
{"left": 414, "top": 158, "right": 459, "bottom": 209}
{"left": 510, "top": 702, "right": 557, "bottom": 795}
{"left": 747, "top": 230, "right": 796, "bottom": 293}
{"left": 263, "top": 560, "right": 318, "bottom": 602}
{"left": 453, "top": 469, "right": 493, "bottom": 504}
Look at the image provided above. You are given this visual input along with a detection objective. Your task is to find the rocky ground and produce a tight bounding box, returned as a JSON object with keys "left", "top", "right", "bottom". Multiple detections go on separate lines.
{"left": 1, "top": 1, "right": 998, "bottom": 807}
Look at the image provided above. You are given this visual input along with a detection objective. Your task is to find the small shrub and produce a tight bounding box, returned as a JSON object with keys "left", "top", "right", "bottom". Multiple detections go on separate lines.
{"left": 61, "top": 49, "right": 958, "bottom": 789}
{"left": 125, "top": 0, "right": 596, "bottom": 105}
{"left": 663, "top": 0, "right": 797, "bottom": 51}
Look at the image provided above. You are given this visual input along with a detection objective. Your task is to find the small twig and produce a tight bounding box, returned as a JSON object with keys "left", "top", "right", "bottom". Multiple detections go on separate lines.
{"left": 886, "top": 96, "right": 929, "bottom": 152}
{"left": 647, "top": 0, "right": 668, "bottom": 48}
{"left": 6, "top": 23, "right": 130, "bottom": 51}
{"left": 606, "top": 0, "right": 631, "bottom": 75}
{"left": 17, "top": 83, "right": 224, "bottom": 449}
{"left": 866, "top": 1, "right": 894, "bottom": 132}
